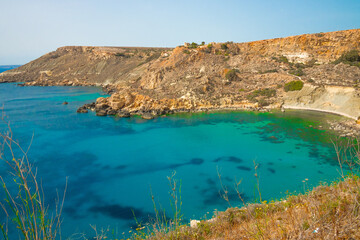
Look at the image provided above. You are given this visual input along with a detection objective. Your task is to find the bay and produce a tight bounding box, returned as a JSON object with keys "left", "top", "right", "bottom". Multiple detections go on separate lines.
{"left": 0, "top": 82, "right": 344, "bottom": 238}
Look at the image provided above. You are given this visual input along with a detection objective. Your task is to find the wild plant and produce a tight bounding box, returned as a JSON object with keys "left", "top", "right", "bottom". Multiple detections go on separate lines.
{"left": 0, "top": 112, "right": 66, "bottom": 240}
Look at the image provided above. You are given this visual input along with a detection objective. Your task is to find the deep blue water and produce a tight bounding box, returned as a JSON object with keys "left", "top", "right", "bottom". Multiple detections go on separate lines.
{"left": 0, "top": 65, "right": 21, "bottom": 73}
{"left": 0, "top": 82, "right": 344, "bottom": 239}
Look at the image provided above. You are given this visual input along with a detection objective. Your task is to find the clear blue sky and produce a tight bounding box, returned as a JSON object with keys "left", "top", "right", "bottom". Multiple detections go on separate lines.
{"left": 0, "top": 0, "right": 359, "bottom": 65}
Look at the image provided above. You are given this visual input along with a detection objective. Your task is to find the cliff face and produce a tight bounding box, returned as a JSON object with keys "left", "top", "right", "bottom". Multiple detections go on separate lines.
{"left": 283, "top": 85, "right": 360, "bottom": 119}
{"left": 1, "top": 29, "right": 360, "bottom": 119}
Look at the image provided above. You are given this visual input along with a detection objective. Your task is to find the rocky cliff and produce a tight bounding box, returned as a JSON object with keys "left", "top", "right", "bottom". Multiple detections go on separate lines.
{"left": 1, "top": 29, "right": 360, "bottom": 119}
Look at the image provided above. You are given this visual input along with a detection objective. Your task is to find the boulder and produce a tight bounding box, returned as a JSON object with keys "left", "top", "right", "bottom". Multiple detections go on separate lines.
{"left": 107, "top": 109, "right": 117, "bottom": 115}
{"left": 117, "top": 111, "right": 131, "bottom": 118}
{"left": 76, "top": 107, "right": 88, "bottom": 113}
{"left": 96, "top": 110, "right": 107, "bottom": 116}
{"left": 141, "top": 113, "right": 155, "bottom": 120}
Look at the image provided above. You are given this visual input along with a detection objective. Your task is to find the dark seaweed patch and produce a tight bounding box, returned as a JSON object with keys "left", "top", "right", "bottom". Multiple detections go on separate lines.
{"left": 190, "top": 158, "right": 204, "bottom": 165}
{"left": 89, "top": 204, "right": 153, "bottom": 221}
{"left": 267, "top": 168, "right": 276, "bottom": 174}
{"left": 309, "top": 147, "right": 319, "bottom": 159}
{"left": 237, "top": 166, "right": 251, "bottom": 171}
{"left": 213, "top": 156, "right": 243, "bottom": 163}
{"left": 202, "top": 189, "right": 249, "bottom": 205}
{"left": 224, "top": 176, "right": 233, "bottom": 182}
{"left": 116, "top": 165, "right": 128, "bottom": 170}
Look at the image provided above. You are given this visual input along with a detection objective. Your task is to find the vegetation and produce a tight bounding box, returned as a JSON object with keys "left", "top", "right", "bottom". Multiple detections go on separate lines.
{"left": 188, "top": 42, "right": 199, "bottom": 49}
{"left": 246, "top": 88, "right": 276, "bottom": 106}
{"left": 126, "top": 137, "right": 360, "bottom": 240}
{"left": 0, "top": 114, "right": 65, "bottom": 240}
{"left": 225, "top": 69, "right": 240, "bottom": 81}
{"left": 334, "top": 50, "right": 360, "bottom": 67}
{"left": 246, "top": 88, "right": 276, "bottom": 101}
{"left": 221, "top": 44, "right": 228, "bottom": 50}
{"left": 259, "top": 69, "right": 278, "bottom": 74}
{"left": 183, "top": 49, "right": 190, "bottom": 54}
{"left": 289, "top": 68, "right": 305, "bottom": 76}
{"left": 284, "top": 80, "right": 304, "bottom": 92}
{"left": 273, "top": 55, "right": 289, "bottom": 64}
{"left": 139, "top": 176, "right": 360, "bottom": 239}
{"left": 115, "top": 52, "right": 130, "bottom": 58}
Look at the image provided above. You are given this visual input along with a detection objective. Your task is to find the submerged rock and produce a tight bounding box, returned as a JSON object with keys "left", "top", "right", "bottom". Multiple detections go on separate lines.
{"left": 77, "top": 106, "right": 88, "bottom": 113}
{"left": 106, "top": 109, "right": 117, "bottom": 115}
{"left": 96, "top": 110, "right": 107, "bottom": 116}
{"left": 117, "top": 111, "right": 131, "bottom": 118}
{"left": 141, "top": 113, "right": 155, "bottom": 120}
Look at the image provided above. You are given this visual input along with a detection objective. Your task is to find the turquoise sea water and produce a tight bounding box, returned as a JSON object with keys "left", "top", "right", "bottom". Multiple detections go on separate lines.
{"left": 0, "top": 81, "right": 345, "bottom": 238}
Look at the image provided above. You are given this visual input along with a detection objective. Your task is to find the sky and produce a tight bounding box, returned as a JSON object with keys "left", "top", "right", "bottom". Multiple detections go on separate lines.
{"left": 0, "top": 0, "right": 359, "bottom": 65}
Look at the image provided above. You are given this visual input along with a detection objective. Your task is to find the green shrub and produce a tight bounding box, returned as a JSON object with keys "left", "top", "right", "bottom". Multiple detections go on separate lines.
{"left": 262, "top": 69, "right": 278, "bottom": 73}
{"left": 207, "top": 44, "right": 213, "bottom": 49}
{"left": 183, "top": 50, "right": 190, "bottom": 54}
{"left": 334, "top": 50, "right": 360, "bottom": 67}
{"left": 258, "top": 99, "right": 270, "bottom": 107}
{"left": 284, "top": 80, "right": 304, "bottom": 92}
{"left": 252, "top": 88, "right": 276, "bottom": 98}
{"left": 215, "top": 49, "right": 222, "bottom": 55}
{"left": 221, "top": 44, "right": 228, "bottom": 50}
{"left": 274, "top": 55, "right": 289, "bottom": 64}
{"left": 289, "top": 68, "right": 305, "bottom": 76}
{"left": 246, "top": 88, "right": 276, "bottom": 103}
{"left": 201, "top": 41, "right": 205, "bottom": 46}
{"left": 188, "top": 42, "right": 198, "bottom": 49}
{"left": 115, "top": 52, "right": 127, "bottom": 57}
{"left": 225, "top": 69, "right": 240, "bottom": 81}
{"left": 306, "top": 58, "right": 317, "bottom": 67}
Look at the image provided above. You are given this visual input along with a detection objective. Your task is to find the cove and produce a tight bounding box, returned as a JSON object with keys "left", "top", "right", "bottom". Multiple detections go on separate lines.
{"left": 0, "top": 82, "right": 345, "bottom": 238}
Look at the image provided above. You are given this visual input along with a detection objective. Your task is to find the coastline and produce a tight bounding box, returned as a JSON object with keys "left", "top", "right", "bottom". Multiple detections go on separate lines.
{"left": 282, "top": 105, "right": 357, "bottom": 120}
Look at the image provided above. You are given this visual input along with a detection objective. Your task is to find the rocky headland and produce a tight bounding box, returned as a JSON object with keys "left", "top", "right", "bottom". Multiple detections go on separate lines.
{"left": 1, "top": 29, "right": 360, "bottom": 128}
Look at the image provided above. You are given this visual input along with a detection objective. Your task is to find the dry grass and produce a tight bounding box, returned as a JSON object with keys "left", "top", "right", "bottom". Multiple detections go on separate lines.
{"left": 138, "top": 176, "right": 360, "bottom": 240}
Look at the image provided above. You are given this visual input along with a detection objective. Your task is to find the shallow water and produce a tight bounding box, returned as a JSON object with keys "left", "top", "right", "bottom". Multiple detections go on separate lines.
{"left": 0, "top": 82, "right": 345, "bottom": 238}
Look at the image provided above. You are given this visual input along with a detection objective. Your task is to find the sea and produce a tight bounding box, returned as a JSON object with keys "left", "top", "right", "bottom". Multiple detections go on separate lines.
{"left": 0, "top": 65, "right": 345, "bottom": 239}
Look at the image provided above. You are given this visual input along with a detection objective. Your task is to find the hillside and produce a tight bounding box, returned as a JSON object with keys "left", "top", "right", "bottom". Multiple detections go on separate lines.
{"left": 139, "top": 176, "right": 360, "bottom": 240}
{"left": 1, "top": 29, "right": 360, "bottom": 119}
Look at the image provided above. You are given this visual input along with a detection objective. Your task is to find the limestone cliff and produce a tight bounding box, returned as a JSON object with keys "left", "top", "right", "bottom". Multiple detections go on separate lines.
{"left": 1, "top": 29, "right": 360, "bottom": 119}
{"left": 283, "top": 85, "right": 360, "bottom": 119}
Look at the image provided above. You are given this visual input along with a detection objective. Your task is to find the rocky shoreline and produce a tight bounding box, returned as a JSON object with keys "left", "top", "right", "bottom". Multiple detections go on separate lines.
{"left": 1, "top": 29, "right": 359, "bottom": 135}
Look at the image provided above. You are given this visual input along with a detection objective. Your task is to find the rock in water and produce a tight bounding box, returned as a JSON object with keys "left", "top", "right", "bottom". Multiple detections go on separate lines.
{"left": 96, "top": 110, "right": 107, "bottom": 116}
{"left": 117, "top": 111, "right": 131, "bottom": 118}
{"left": 107, "top": 109, "right": 117, "bottom": 115}
{"left": 76, "top": 106, "right": 88, "bottom": 113}
{"left": 63, "top": 101, "right": 68, "bottom": 105}
{"left": 141, "top": 113, "right": 155, "bottom": 120}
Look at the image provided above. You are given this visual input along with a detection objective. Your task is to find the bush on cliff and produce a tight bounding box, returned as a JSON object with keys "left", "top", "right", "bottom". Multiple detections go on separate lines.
{"left": 289, "top": 68, "right": 305, "bottom": 76}
{"left": 246, "top": 88, "right": 276, "bottom": 103}
{"left": 284, "top": 80, "right": 304, "bottom": 92}
{"left": 188, "top": 42, "right": 199, "bottom": 49}
{"left": 334, "top": 50, "right": 360, "bottom": 67}
{"left": 221, "top": 44, "right": 228, "bottom": 50}
{"left": 225, "top": 69, "right": 240, "bottom": 81}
